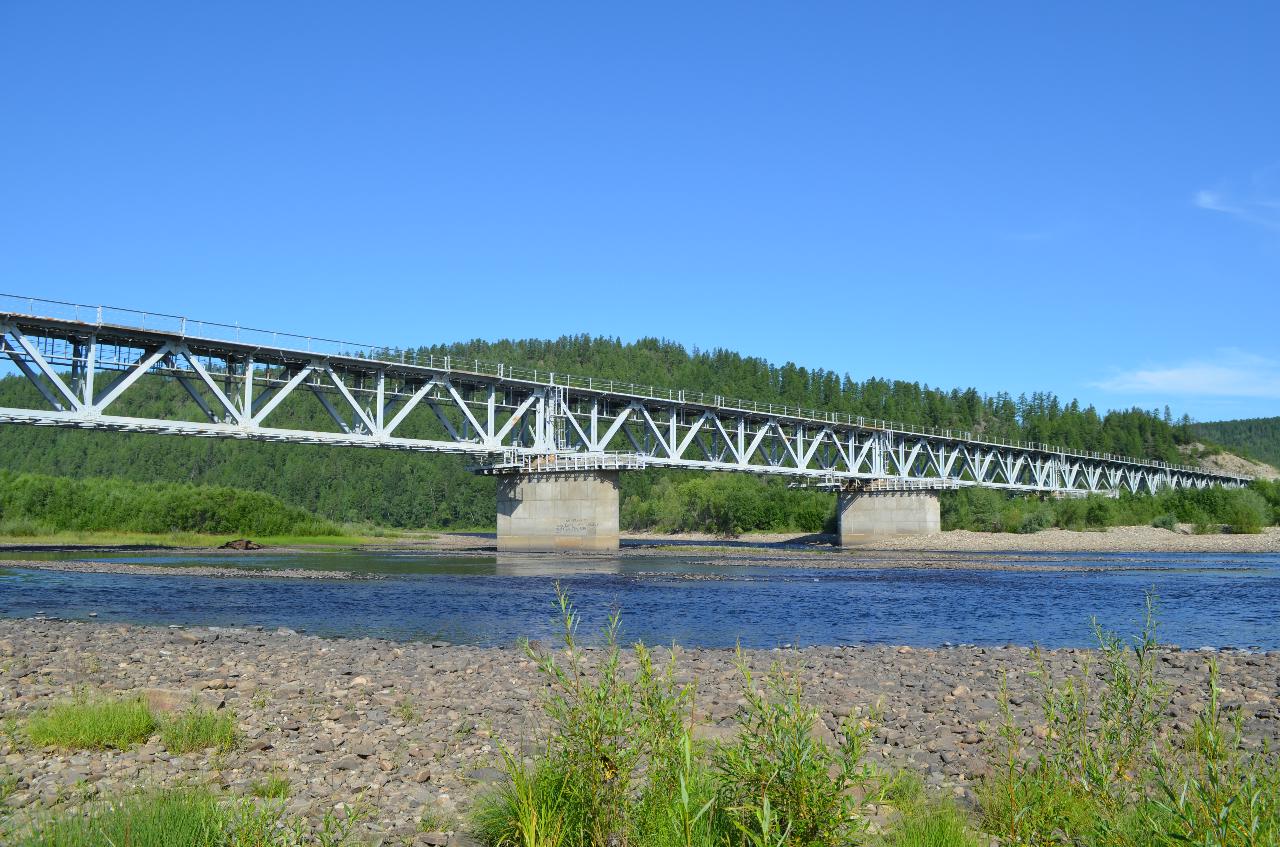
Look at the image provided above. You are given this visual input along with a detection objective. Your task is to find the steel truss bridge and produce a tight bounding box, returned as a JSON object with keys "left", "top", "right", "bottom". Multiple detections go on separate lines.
{"left": 0, "top": 295, "right": 1249, "bottom": 496}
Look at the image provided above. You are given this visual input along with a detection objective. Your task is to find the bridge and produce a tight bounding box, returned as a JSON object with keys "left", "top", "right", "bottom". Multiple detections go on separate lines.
{"left": 0, "top": 295, "right": 1250, "bottom": 550}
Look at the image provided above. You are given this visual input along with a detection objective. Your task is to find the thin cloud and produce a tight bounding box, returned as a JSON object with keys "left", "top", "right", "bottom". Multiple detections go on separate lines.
{"left": 1093, "top": 350, "right": 1280, "bottom": 399}
{"left": 1194, "top": 165, "right": 1280, "bottom": 230}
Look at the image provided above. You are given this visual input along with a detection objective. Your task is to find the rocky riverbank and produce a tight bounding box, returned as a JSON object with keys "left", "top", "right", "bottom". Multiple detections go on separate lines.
{"left": 2, "top": 619, "right": 1277, "bottom": 845}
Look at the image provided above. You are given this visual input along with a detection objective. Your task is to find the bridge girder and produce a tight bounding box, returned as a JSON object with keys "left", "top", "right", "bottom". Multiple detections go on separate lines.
{"left": 0, "top": 302, "right": 1251, "bottom": 497}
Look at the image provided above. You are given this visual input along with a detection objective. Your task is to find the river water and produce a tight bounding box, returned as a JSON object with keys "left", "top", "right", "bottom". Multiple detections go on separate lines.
{"left": 1, "top": 550, "right": 1276, "bottom": 649}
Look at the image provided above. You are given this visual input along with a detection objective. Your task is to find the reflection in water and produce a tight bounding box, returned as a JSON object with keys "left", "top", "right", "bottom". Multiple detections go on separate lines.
{"left": 0, "top": 551, "right": 1276, "bottom": 650}
{"left": 493, "top": 555, "right": 623, "bottom": 577}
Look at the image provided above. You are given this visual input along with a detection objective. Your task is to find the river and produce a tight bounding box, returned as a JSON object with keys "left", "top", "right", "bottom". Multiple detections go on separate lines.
{"left": 1, "top": 550, "right": 1276, "bottom": 649}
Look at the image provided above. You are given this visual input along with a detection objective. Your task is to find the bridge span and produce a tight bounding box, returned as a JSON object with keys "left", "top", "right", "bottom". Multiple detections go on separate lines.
{"left": 0, "top": 295, "right": 1250, "bottom": 550}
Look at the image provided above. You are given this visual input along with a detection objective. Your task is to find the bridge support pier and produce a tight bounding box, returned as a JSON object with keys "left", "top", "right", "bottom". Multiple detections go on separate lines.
{"left": 496, "top": 470, "right": 620, "bottom": 552}
{"left": 837, "top": 490, "right": 940, "bottom": 546}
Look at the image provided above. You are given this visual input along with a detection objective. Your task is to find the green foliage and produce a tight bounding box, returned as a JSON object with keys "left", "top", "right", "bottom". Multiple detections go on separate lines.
{"left": 0, "top": 471, "right": 342, "bottom": 537}
{"left": 1193, "top": 416, "right": 1280, "bottom": 468}
{"left": 475, "top": 590, "right": 881, "bottom": 847}
{"left": 26, "top": 694, "right": 156, "bottom": 750}
{"left": 504, "top": 586, "right": 695, "bottom": 846}
{"left": 980, "top": 596, "right": 1280, "bottom": 847}
{"left": 620, "top": 473, "right": 834, "bottom": 536}
{"left": 712, "top": 659, "right": 876, "bottom": 846}
{"left": 1222, "top": 489, "right": 1268, "bottom": 534}
{"left": 941, "top": 484, "right": 1278, "bottom": 534}
{"left": 160, "top": 706, "right": 238, "bottom": 754}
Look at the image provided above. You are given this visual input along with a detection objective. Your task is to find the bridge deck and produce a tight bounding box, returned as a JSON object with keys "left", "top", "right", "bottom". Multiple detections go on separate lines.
{"left": 0, "top": 294, "right": 1249, "bottom": 495}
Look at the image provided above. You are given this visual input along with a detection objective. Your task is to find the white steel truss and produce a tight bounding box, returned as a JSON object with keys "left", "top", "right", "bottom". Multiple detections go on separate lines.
{"left": 0, "top": 299, "right": 1251, "bottom": 496}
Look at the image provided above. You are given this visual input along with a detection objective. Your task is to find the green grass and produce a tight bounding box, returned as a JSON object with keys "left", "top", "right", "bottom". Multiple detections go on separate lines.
{"left": 26, "top": 695, "right": 156, "bottom": 750}
{"left": 7, "top": 787, "right": 366, "bottom": 847}
{"left": 881, "top": 802, "right": 981, "bottom": 847}
{"left": 248, "top": 774, "right": 291, "bottom": 800}
{"left": 160, "top": 707, "right": 238, "bottom": 754}
{"left": 12, "top": 788, "right": 225, "bottom": 847}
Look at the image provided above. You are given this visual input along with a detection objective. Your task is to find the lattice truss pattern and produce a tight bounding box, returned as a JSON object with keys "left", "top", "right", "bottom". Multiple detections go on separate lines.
{"left": 0, "top": 312, "right": 1249, "bottom": 495}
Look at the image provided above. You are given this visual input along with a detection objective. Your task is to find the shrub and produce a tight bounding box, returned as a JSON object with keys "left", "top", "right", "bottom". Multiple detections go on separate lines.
{"left": 26, "top": 695, "right": 155, "bottom": 750}
{"left": 1223, "top": 489, "right": 1268, "bottom": 534}
{"left": 980, "top": 595, "right": 1280, "bottom": 846}
{"left": 0, "top": 470, "right": 344, "bottom": 537}
{"left": 473, "top": 589, "right": 879, "bottom": 847}
{"left": 1151, "top": 513, "right": 1177, "bottom": 531}
{"left": 1018, "top": 505, "right": 1053, "bottom": 534}
{"left": 1083, "top": 494, "right": 1115, "bottom": 528}
{"left": 713, "top": 659, "right": 876, "bottom": 846}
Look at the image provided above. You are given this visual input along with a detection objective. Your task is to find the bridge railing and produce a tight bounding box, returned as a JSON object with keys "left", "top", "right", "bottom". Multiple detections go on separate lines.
{"left": 0, "top": 293, "right": 1238, "bottom": 480}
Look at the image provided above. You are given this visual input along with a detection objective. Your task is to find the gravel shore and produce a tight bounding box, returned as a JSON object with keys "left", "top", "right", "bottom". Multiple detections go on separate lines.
{"left": 2, "top": 619, "right": 1277, "bottom": 845}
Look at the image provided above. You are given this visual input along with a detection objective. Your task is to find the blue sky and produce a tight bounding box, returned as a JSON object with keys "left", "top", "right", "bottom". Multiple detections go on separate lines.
{"left": 2, "top": 2, "right": 1278, "bottom": 422}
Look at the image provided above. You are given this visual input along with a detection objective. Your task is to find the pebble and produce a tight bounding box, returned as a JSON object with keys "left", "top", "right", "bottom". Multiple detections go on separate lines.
{"left": 0, "top": 617, "right": 1275, "bottom": 844}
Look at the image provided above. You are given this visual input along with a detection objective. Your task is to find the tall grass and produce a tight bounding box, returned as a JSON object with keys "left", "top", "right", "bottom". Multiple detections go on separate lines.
{"left": 8, "top": 787, "right": 366, "bottom": 847}
{"left": 26, "top": 695, "right": 156, "bottom": 750}
{"left": 25, "top": 696, "right": 238, "bottom": 755}
{"left": 160, "top": 706, "right": 238, "bottom": 754}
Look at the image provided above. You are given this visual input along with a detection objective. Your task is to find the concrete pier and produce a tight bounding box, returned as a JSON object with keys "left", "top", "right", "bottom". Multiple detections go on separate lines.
{"left": 496, "top": 470, "right": 620, "bottom": 552}
{"left": 837, "top": 490, "right": 940, "bottom": 545}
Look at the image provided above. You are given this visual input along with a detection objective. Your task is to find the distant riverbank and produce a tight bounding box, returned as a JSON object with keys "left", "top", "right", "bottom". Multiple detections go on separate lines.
{"left": 622, "top": 525, "right": 1280, "bottom": 554}
{"left": 3, "top": 523, "right": 1279, "bottom": 563}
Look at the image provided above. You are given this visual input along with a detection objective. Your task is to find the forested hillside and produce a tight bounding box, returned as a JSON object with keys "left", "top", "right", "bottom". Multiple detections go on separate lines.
{"left": 1193, "top": 417, "right": 1280, "bottom": 469}
{"left": 0, "top": 334, "right": 1209, "bottom": 532}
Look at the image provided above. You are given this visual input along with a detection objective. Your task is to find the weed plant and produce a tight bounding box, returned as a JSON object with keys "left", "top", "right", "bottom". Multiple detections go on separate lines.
{"left": 980, "top": 595, "right": 1279, "bottom": 846}
{"left": 26, "top": 695, "right": 155, "bottom": 750}
{"left": 472, "top": 587, "right": 882, "bottom": 847}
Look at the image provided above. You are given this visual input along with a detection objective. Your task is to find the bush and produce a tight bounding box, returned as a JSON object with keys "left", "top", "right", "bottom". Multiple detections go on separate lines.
{"left": 1151, "top": 513, "right": 1177, "bottom": 531}
{"left": 0, "top": 470, "right": 344, "bottom": 537}
{"left": 1223, "top": 490, "right": 1269, "bottom": 534}
{"left": 713, "top": 660, "right": 876, "bottom": 846}
{"left": 26, "top": 695, "right": 155, "bottom": 750}
{"left": 473, "top": 588, "right": 879, "bottom": 847}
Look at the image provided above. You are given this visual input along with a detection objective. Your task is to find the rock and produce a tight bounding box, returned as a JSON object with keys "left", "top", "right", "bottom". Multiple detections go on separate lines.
{"left": 141, "top": 688, "right": 192, "bottom": 714}
{"left": 220, "top": 539, "right": 264, "bottom": 550}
